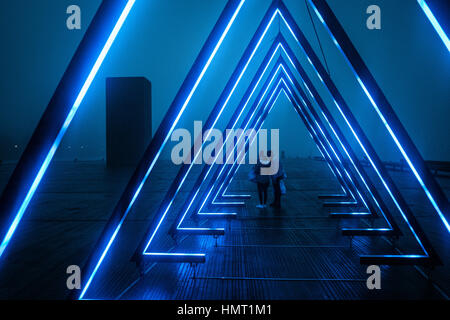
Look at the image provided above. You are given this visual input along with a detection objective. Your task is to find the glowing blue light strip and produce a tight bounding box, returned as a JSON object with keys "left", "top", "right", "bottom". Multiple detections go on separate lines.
{"left": 209, "top": 22, "right": 363, "bottom": 206}
{"left": 417, "top": 0, "right": 450, "bottom": 52}
{"left": 276, "top": 5, "right": 429, "bottom": 251}
{"left": 307, "top": 0, "right": 448, "bottom": 233}
{"left": 218, "top": 76, "right": 350, "bottom": 213}
{"left": 79, "top": 0, "right": 246, "bottom": 300}
{"left": 152, "top": 50, "right": 286, "bottom": 234}
{"left": 140, "top": 11, "right": 283, "bottom": 250}
{"left": 200, "top": 4, "right": 431, "bottom": 262}
{"left": 216, "top": 66, "right": 362, "bottom": 209}
{"left": 141, "top": 10, "right": 272, "bottom": 245}
{"left": 178, "top": 78, "right": 285, "bottom": 220}
{"left": 279, "top": 70, "right": 367, "bottom": 205}
{"left": 143, "top": 253, "right": 205, "bottom": 257}
{"left": 180, "top": 72, "right": 285, "bottom": 223}
{"left": 206, "top": 67, "right": 293, "bottom": 207}
{"left": 0, "top": 0, "right": 136, "bottom": 259}
{"left": 212, "top": 54, "right": 362, "bottom": 208}
{"left": 276, "top": 33, "right": 396, "bottom": 228}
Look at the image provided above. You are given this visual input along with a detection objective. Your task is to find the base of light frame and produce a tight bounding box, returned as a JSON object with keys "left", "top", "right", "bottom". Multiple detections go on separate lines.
{"left": 360, "top": 255, "right": 434, "bottom": 266}
{"left": 142, "top": 254, "right": 206, "bottom": 264}
{"left": 174, "top": 228, "right": 226, "bottom": 237}
{"left": 329, "top": 212, "right": 372, "bottom": 219}
{"left": 318, "top": 194, "right": 351, "bottom": 200}
{"left": 342, "top": 228, "right": 396, "bottom": 237}
{"left": 323, "top": 202, "right": 361, "bottom": 208}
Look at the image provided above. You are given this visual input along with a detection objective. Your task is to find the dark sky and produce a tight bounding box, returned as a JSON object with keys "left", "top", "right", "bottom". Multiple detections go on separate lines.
{"left": 0, "top": 0, "right": 449, "bottom": 162}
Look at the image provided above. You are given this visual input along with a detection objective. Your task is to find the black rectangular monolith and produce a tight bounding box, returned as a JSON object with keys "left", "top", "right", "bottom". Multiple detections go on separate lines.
{"left": 106, "top": 77, "right": 152, "bottom": 167}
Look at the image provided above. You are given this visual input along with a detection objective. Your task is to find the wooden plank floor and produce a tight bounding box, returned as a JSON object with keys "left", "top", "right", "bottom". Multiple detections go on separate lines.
{"left": 0, "top": 159, "right": 448, "bottom": 300}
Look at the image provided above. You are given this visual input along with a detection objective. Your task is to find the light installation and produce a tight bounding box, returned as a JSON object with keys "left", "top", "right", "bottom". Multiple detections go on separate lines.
{"left": 417, "top": 0, "right": 450, "bottom": 52}
{"left": 0, "top": 0, "right": 442, "bottom": 302}
{"left": 0, "top": 0, "right": 136, "bottom": 259}
{"left": 198, "top": 64, "right": 434, "bottom": 265}
{"left": 76, "top": 0, "right": 445, "bottom": 299}
{"left": 131, "top": 24, "right": 387, "bottom": 265}
{"left": 192, "top": 58, "right": 368, "bottom": 218}
{"left": 165, "top": 61, "right": 367, "bottom": 243}
{"left": 203, "top": 36, "right": 396, "bottom": 232}
{"left": 174, "top": 60, "right": 432, "bottom": 267}
{"left": 75, "top": 0, "right": 247, "bottom": 300}
{"left": 308, "top": 0, "right": 449, "bottom": 232}
{"left": 195, "top": 53, "right": 395, "bottom": 237}
{"left": 0, "top": 0, "right": 436, "bottom": 299}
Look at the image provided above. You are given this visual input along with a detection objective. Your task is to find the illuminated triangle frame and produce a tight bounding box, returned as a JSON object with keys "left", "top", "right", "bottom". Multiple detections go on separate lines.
{"left": 308, "top": 0, "right": 449, "bottom": 232}
{"left": 163, "top": 59, "right": 374, "bottom": 241}
{"left": 210, "top": 72, "right": 372, "bottom": 215}
{"left": 74, "top": 0, "right": 247, "bottom": 300}
{"left": 0, "top": 0, "right": 137, "bottom": 260}
{"left": 0, "top": 0, "right": 443, "bottom": 300}
{"left": 200, "top": 45, "right": 387, "bottom": 220}
{"left": 417, "top": 0, "right": 450, "bottom": 52}
{"left": 130, "top": 24, "right": 393, "bottom": 265}
{"left": 74, "top": 0, "right": 445, "bottom": 299}
{"left": 164, "top": 47, "right": 402, "bottom": 245}
{"left": 129, "top": 0, "right": 445, "bottom": 280}
{"left": 165, "top": 40, "right": 384, "bottom": 239}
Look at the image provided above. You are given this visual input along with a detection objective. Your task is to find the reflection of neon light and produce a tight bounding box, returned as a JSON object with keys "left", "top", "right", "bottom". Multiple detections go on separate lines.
{"left": 307, "top": 0, "right": 448, "bottom": 234}
{"left": 78, "top": 0, "right": 246, "bottom": 300}
{"left": 417, "top": 0, "right": 450, "bottom": 51}
{"left": 0, "top": 0, "right": 136, "bottom": 259}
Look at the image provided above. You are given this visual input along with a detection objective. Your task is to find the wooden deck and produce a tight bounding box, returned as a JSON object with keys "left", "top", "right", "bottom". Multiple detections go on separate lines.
{"left": 0, "top": 159, "right": 448, "bottom": 300}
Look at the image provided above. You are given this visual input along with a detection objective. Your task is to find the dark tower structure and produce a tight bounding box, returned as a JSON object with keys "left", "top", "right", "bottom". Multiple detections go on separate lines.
{"left": 106, "top": 77, "right": 152, "bottom": 167}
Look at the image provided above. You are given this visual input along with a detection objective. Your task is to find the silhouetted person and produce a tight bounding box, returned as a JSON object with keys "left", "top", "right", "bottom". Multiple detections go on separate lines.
{"left": 249, "top": 151, "right": 272, "bottom": 209}
{"left": 270, "top": 152, "right": 286, "bottom": 208}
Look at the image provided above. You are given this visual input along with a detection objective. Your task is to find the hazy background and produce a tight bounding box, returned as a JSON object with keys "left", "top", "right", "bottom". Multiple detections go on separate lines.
{"left": 0, "top": 0, "right": 448, "bottom": 162}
